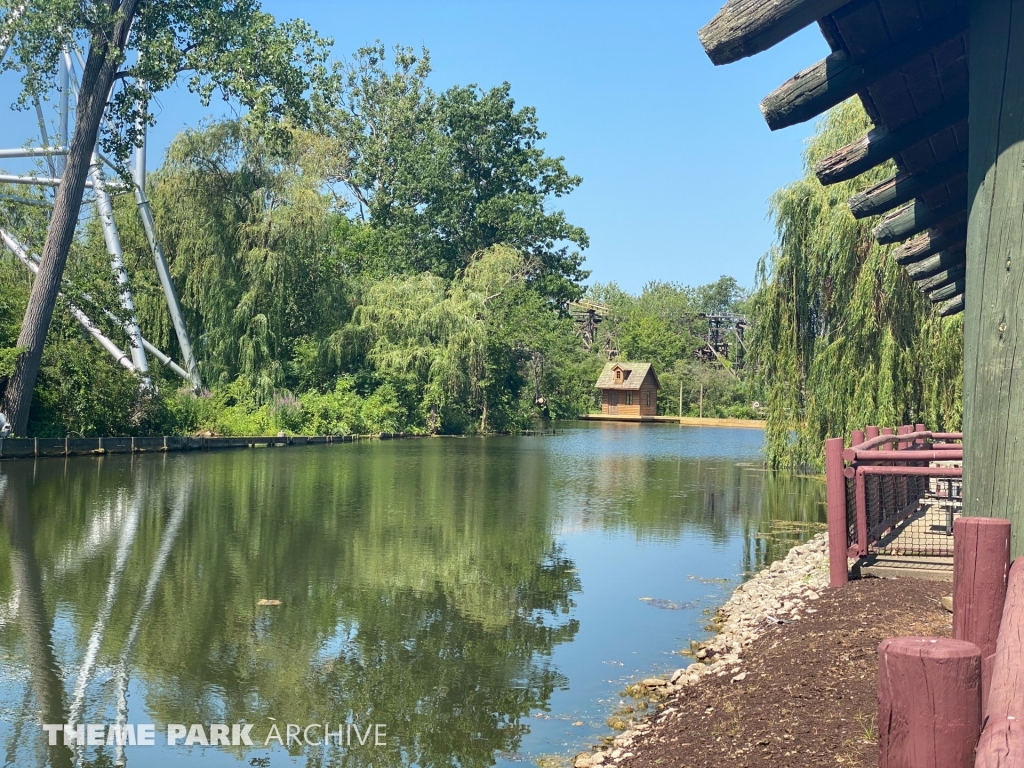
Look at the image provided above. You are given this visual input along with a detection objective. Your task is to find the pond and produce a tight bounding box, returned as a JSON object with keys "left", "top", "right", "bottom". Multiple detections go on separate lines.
{"left": 0, "top": 422, "right": 824, "bottom": 768}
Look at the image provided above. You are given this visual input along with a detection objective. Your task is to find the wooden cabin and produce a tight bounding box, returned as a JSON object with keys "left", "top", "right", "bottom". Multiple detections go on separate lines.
{"left": 595, "top": 362, "right": 660, "bottom": 417}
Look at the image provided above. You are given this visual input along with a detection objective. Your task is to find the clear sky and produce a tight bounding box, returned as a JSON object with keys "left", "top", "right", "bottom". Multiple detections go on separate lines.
{"left": 1, "top": 1, "right": 832, "bottom": 293}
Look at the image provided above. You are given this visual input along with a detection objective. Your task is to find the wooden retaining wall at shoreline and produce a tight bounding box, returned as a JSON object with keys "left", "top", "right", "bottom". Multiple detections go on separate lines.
{"left": 0, "top": 432, "right": 424, "bottom": 460}
{"left": 577, "top": 414, "right": 766, "bottom": 428}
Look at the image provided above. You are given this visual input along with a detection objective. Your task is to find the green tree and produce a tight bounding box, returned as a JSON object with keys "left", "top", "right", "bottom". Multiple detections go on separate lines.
{"left": 0, "top": 0, "right": 332, "bottom": 434}
{"left": 319, "top": 43, "right": 589, "bottom": 302}
{"left": 749, "top": 99, "right": 963, "bottom": 469}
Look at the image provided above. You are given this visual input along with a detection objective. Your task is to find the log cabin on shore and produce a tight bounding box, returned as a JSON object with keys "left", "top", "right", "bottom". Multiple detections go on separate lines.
{"left": 595, "top": 362, "right": 660, "bottom": 417}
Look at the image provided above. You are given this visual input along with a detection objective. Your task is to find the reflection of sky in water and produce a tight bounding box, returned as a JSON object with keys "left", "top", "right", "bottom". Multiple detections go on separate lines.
{"left": 0, "top": 424, "right": 823, "bottom": 767}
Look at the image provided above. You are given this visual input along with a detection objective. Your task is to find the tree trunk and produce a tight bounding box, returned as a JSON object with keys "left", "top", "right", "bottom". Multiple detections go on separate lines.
{"left": 0, "top": 4, "right": 138, "bottom": 435}
{"left": 2, "top": 471, "right": 73, "bottom": 768}
{"left": 963, "top": 0, "right": 1024, "bottom": 556}
{"left": 699, "top": 383, "right": 704, "bottom": 419}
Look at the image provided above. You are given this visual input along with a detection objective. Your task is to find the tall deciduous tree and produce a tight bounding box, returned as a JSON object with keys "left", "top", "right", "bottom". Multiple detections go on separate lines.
{"left": 316, "top": 43, "right": 589, "bottom": 303}
{"left": 0, "top": 0, "right": 331, "bottom": 434}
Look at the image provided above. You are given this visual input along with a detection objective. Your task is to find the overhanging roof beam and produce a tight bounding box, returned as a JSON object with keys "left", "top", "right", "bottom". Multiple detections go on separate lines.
{"left": 916, "top": 265, "right": 965, "bottom": 294}
{"left": 928, "top": 280, "right": 964, "bottom": 303}
{"left": 815, "top": 99, "right": 968, "bottom": 185}
{"left": 939, "top": 294, "right": 964, "bottom": 317}
{"left": 893, "top": 227, "right": 967, "bottom": 265}
{"left": 698, "top": 0, "right": 853, "bottom": 66}
{"left": 904, "top": 246, "right": 967, "bottom": 280}
{"left": 873, "top": 198, "right": 967, "bottom": 245}
{"left": 848, "top": 151, "right": 968, "bottom": 219}
{"left": 760, "top": 8, "right": 968, "bottom": 131}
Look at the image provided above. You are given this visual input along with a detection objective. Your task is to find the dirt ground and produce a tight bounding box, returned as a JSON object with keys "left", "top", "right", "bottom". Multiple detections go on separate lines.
{"left": 620, "top": 577, "right": 952, "bottom": 768}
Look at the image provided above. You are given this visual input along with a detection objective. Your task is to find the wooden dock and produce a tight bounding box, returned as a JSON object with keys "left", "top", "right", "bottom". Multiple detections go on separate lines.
{"left": 577, "top": 414, "right": 765, "bottom": 429}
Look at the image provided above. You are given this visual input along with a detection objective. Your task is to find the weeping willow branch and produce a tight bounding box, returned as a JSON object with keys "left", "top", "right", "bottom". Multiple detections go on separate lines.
{"left": 749, "top": 99, "right": 963, "bottom": 470}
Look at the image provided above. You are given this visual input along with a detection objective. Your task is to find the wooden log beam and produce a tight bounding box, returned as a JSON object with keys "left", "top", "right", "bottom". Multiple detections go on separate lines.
{"left": 939, "top": 294, "right": 964, "bottom": 317}
{"left": 930, "top": 280, "right": 965, "bottom": 303}
{"left": 976, "top": 556, "right": 1024, "bottom": 766}
{"left": 698, "top": 0, "right": 852, "bottom": 66}
{"left": 917, "top": 265, "right": 966, "bottom": 295}
{"left": 953, "top": 518, "right": 1011, "bottom": 713}
{"left": 848, "top": 152, "right": 968, "bottom": 219}
{"left": 815, "top": 99, "right": 968, "bottom": 185}
{"left": 874, "top": 198, "right": 967, "bottom": 245}
{"left": 905, "top": 245, "right": 967, "bottom": 280}
{"left": 894, "top": 228, "right": 967, "bottom": 265}
{"left": 761, "top": 8, "right": 968, "bottom": 131}
{"left": 964, "top": 0, "right": 1024, "bottom": 553}
{"left": 878, "top": 637, "right": 982, "bottom": 768}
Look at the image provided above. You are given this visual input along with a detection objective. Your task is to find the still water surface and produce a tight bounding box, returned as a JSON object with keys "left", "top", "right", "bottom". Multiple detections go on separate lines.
{"left": 0, "top": 423, "right": 823, "bottom": 767}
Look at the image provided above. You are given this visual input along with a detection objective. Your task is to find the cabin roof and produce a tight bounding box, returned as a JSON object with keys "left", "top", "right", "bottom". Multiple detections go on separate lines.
{"left": 594, "top": 362, "right": 660, "bottom": 391}
{"left": 699, "top": 0, "right": 968, "bottom": 316}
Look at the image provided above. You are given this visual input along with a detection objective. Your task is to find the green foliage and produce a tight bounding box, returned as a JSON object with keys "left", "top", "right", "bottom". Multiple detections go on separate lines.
{"left": 749, "top": 99, "right": 963, "bottom": 469}
{"left": 0, "top": 0, "right": 333, "bottom": 163}
{"left": 316, "top": 43, "right": 589, "bottom": 302}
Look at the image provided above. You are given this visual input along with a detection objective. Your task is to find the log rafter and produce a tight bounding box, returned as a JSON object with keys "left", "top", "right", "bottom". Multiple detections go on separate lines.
{"left": 815, "top": 103, "right": 968, "bottom": 186}
{"left": 848, "top": 151, "right": 968, "bottom": 219}
{"left": 760, "top": 8, "right": 968, "bottom": 131}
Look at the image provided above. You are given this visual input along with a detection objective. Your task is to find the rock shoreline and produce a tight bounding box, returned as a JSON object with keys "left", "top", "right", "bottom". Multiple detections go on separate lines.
{"left": 574, "top": 533, "right": 831, "bottom": 768}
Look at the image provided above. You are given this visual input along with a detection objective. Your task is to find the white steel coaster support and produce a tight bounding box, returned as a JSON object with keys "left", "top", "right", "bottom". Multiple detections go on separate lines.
{"left": 89, "top": 160, "right": 150, "bottom": 378}
{"left": 133, "top": 123, "right": 202, "bottom": 391}
{"left": 57, "top": 49, "right": 68, "bottom": 177}
{"left": 0, "top": 229, "right": 135, "bottom": 372}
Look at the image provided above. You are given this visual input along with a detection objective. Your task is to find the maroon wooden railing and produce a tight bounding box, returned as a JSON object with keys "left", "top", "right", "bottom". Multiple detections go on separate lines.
{"left": 826, "top": 426, "right": 963, "bottom": 587}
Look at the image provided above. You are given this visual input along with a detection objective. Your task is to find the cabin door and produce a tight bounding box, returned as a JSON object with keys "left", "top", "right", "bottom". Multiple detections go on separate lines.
{"left": 609, "top": 391, "right": 618, "bottom": 413}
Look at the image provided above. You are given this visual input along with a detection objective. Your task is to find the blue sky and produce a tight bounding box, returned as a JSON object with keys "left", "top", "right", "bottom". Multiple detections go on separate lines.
{"left": 1, "top": 1, "right": 832, "bottom": 293}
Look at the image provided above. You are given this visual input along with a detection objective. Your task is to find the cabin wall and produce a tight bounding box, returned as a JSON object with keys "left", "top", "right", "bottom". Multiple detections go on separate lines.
{"left": 600, "top": 389, "right": 649, "bottom": 416}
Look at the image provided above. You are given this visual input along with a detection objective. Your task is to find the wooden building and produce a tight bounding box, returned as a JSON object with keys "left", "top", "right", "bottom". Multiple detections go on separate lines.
{"left": 697, "top": 0, "right": 1024, "bottom": 547}
{"left": 595, "top": 362, "right": 660, "bottom": 416}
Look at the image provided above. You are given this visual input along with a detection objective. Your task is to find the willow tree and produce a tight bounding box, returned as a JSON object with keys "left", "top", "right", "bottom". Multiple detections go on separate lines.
{"left": 750, "top": 99, "right": 963, "bottom": 470}
{"left": 0, "top": 0, "right": 331, "bottom": 435}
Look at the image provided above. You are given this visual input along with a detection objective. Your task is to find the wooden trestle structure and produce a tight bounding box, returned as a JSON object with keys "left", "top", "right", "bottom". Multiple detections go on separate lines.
{"left": 699, "top": 0, "right": 1024, "bottom": 560}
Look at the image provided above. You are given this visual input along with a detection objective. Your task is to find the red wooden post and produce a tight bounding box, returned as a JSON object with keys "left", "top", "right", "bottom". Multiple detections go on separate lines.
{"left": 953, "top": 517, "right": 1011, "bottom": 712}
{"left": 916, "top": 423, "right": 926, "bottom": 445}
{"left": 855, "top": 470, "right": 868, "bottom": 557}
{"left": 976, "top": 556, "right": 1024, "bottom": 767}
{"left": 825, "top": 437, "right": 848, "bottom": 587}
{"left": 878, "top": 637, "right": 982, "bottom": 768}
{"left": 898, "top": 424, "right": 912, "bottom": 450}
{"left": 867, "top": 425, "right": 880, "bottom": 441}
{"left": 852, "top": 429, "right": 865, "bottom": 448}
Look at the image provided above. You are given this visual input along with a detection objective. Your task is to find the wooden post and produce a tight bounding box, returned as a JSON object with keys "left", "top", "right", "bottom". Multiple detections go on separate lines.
{"left": 825, "top": 437, "right": 848, "bottom": 587}
{"left": 964, "top": 0, "right": 1024, "bottom": 558}
{"left": 878, "top": 637, "right": 982, "bottom": 768}
{"left": 678, "top": 378, "right": 682, "bottom": 418}
{"left": 916, "top": 423, "right": 926, "bottom": 445}
{"left": 852, "top": 429, "right": 865, "bottom": 448}
{"left": 976, "top": 556, "right": 1024, "bottom": 766}
{"left": 867, "top": 425, "right": 880, "bottom": 441}
{"left": 954, "top": 517, "right": 1011, "bottom": 712}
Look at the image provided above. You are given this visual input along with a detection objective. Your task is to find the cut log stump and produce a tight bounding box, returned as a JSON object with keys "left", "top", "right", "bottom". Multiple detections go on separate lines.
{"left": 953, "top": 517, "right": 1010, "bottom": 711}
{"left": 878, "top": 637, "right": 981, "bottom": 768}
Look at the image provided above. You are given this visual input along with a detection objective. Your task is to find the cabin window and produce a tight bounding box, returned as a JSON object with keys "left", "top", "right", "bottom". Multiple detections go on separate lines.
{"left": 646, "top": 390, "right": 651, "bottom": 407}
{"left": 626, "top": 392, "right": 633, "bottom": 406}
